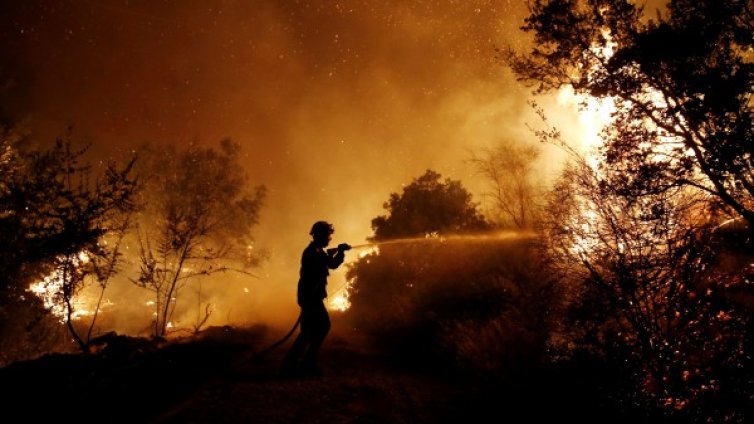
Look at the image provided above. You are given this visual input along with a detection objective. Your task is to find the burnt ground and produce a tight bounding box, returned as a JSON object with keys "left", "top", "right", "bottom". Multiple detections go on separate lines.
{"left": 0, "top": 324, "right": 629, "bottom": 424}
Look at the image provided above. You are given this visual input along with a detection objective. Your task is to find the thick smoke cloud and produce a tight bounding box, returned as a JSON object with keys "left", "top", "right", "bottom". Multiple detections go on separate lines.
{"left": 0, "top": 0, "right": 668, "bottom": 332}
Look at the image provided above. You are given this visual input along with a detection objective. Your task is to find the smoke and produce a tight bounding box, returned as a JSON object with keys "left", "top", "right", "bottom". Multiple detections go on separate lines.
{"left": 1, "top": 0, "right": 668, "bottom": 334}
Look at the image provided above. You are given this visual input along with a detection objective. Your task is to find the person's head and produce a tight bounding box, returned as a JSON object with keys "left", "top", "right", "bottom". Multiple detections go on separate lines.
{"left": 309, "top": 221, "right": 334, "bottom": 247}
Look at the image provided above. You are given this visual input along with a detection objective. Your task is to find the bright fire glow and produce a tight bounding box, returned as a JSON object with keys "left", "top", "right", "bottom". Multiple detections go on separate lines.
{"left": 557, "top": 87, "right": 616, "bottom": 168}
{"left": 559, "top": 28, "right": 618, "bottom": 162}
{"left": 558, "top": 73, "right": 690, "bottom": 259}
{"left": 359, "top": 246, "right": 380, "bottom": 258}
{"left": 555, "top": 28, "right": 689, "bottom": 258}
{"left": 327, "top": 245, "right": 381, "bottom": 312}
{"left": 329, "top": 286, "right": 352, "bottom": 312}
{"left": 28, "top": 251, "right": 93, "bottom": 322}
{"left": 556, "top": 83, "right": 616, "bottom": 258}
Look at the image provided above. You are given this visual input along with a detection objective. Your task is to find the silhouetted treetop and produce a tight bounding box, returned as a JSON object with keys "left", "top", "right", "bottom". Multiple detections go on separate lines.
{"left": 508, "top": 0, "right": 754, "bottom": 226}
{"left": 0, "top": 133, "right": 137, "bottom": 305}
{"left": 370, "top": 170, "right": 488, "bottom": 241}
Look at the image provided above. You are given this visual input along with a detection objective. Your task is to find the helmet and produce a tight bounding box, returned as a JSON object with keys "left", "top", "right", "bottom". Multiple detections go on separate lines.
{"left": 309, "top": 221, "right": 334, "bottom": 237}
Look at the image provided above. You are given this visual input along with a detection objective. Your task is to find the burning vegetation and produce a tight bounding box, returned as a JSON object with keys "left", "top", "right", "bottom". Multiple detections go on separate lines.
{"left": 2, "top": 0, "right": 754, "bottom": 423}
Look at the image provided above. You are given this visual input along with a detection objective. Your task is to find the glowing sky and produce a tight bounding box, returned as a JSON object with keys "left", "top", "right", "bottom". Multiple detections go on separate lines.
{"left": 0, "top": 0, "right": 669, "bottom": 329}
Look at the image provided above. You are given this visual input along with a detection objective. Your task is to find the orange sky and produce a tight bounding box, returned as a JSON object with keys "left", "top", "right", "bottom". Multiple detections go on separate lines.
{"left": 0, "top": 0, "right": 670, "bottom": 331}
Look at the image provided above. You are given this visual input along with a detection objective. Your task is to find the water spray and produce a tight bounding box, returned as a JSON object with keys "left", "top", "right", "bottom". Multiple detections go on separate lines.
{"left": 348, "top": 230, "right": 538, "bottom": 250}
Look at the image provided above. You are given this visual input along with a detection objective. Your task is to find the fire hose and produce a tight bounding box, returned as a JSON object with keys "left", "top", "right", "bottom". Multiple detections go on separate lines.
{"left": 251, "top": 312, "right": 302, "bottom": 359}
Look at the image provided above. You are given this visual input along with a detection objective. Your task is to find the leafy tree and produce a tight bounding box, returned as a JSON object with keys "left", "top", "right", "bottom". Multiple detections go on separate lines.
{"left": 132, "top": 140, "right": 266, "bottom": 337}
{"left": 370, "top": 169, "right": 489, "bottom": 241}
{"left": 470, "top": 141, "right": 543, "bottom": 229}
{"left": 508, "top": 0, "right": 754, "bottom": 226}
{"left": 0, "top": 129, "right": 137, "bottom": 357}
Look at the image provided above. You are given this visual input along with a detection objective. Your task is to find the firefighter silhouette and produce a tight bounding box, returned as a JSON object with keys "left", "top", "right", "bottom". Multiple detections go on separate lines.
{"left": 282, "top": 221, "right": 350, "bottom": 376}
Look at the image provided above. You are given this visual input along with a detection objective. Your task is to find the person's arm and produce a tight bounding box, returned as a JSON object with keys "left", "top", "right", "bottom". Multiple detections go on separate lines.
{"left": 326, "top": 243, "right": 351, "bottom": 269}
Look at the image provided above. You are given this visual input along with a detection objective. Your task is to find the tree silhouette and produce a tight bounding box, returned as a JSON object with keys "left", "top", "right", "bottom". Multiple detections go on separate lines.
{"left": 544, "top": 154, "right": 749, "bottom": 415}
{"left": 506, "top": 2, "right": 754, "bottom": 417}
{"left": 0, "top": 129, "right": 137, "bottom": 357}
{"left": 370, "top": 169, "right": 489, "bottom": 241}
{"left": 132, "top": 140, "right": 265, "bottom": 337}
{"left": 470, "top": 141, "right": 543, "bottom": 229}
{"left": 508, "top": 0, "right": 754, "bottom": 226}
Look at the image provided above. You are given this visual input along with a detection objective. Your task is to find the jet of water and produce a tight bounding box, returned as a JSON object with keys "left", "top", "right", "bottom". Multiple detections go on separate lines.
{"left": 349, "top": 230, "right": 537, "bottom": 250}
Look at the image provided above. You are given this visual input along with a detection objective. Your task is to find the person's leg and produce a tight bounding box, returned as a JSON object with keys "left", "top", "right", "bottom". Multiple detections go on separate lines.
{"left": 301, "top": 302, "right": 331, "bottom": 374}
{"left": 281, "top": 332, "right": 308, "bottom": 375}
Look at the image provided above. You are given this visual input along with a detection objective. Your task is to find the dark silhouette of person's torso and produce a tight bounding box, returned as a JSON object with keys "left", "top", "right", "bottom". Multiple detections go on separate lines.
{"left": 297, "top": 242, "right": 344, "bottom": 306}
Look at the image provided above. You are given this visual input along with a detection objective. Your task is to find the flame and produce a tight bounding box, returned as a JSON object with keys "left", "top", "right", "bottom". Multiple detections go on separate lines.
{"left": 557, "top": 86, "right": 616, "bottom": 168}
{"left": 359, "top": 245, "right": 380, "bottom": 258}
{"left": 329, "top": 293, "right": 351, "bottom": 312}
{"left": 558, "top": 71, "right": 689, "bottom": 258}
{"left": 555, "top": 29, "right": 683, "bottom": 258}
{"left": 327, "top": 244, "right": 381, "bottom": 312}
{"left": 556, "top": 80, "right": 615, "bottom": 256}
{"left": 28, "top": 251, "right": 94, "bottom": 322}
{"left": 559, "top": 28, "right": 617, "bottom": 161}
{"left": 328, "top": 276, "right": 355, "bottom": 312}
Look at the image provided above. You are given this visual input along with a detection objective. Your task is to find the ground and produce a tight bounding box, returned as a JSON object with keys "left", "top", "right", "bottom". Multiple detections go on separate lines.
{"left": 0, "top": 325, "right": 490, "bottom": 424}
{"left": 155, "top": 334, "right": 471, "bottom": 424}
{"left": 0, "top": 323, "right": 632, "bottom": 423}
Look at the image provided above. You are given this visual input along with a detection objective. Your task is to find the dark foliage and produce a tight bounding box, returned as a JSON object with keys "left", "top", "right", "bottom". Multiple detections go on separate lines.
{"left": 0, "top": 325, "right": 268, "bottom": 423}
{"left": 0, "top": 129, "right": 137, "bottom": 362}
{"left": 509, "top": 0, "right": 754, "bottom": 226}
{"left": 370, "top": 170, "right": 489, "bottom": 241}
{"left": 507, "top": 1, "right": 754, "bottom": 420}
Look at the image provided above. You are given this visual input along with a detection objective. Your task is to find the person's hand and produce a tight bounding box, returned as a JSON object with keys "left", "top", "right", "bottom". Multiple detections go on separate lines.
{"left": 338, "top": 243, "right": 352, "bottom": 251}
